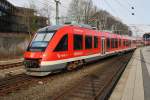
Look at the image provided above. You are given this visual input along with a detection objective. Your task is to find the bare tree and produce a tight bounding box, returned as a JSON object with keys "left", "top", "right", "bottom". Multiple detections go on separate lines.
{"left": 68, "top": 0, "right": 132, "bottom": 35}
{"left": 68, "top": 0, "right": 80, "bottom": 22}
{"left": 23, "top": 0, "right": 36, "bottom": 38}
{"left": 37, "top": 0, "right": 53, "bottom": 25}
{"left": 24, "top": 0, "right": 41, "bottom": 37}
{"left": 68, "top": 0, "right": 97, "bottom": 24}
{"left": 86, "top": 9, "right": 131, "bottom": 35}
{"left": 82, "top": 0, "right": 94, "bottom": 24}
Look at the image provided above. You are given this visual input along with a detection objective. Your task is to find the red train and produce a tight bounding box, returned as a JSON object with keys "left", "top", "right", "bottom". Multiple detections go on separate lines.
{"left": 24, "top": 24, "right": 136, "bottom": 76}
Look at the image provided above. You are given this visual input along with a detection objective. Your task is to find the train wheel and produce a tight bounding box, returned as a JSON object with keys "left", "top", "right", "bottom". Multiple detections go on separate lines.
{"left": 67, "top": 61, "right": 77, "bottom": 71}
{"left": 67, "top": 60, "right": 84, "bottom": 71}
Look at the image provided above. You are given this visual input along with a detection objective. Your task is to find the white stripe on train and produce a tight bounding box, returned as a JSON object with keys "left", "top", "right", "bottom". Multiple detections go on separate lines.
{"left": 40, "top": 48, "right": 134, "bottom": 66}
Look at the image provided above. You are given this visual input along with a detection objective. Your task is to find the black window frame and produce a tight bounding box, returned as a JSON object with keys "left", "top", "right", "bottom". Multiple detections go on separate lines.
{"left": 54, "top": 34, "right": 68, "bottom": 52}
{"left": 85, "top": 35, "right": 92, "bottom": 49}
{"left": 129, "top": 40, "right": 132, "bottom": 47}
{"left": 27, "top": 31, "right": 56, "bottom": 52}
{"left": 111, "top": 38, "right": 115, "bottom": 48}
{"left": 124, "top": 40, "right": 126, "bottom": 46}
{"left": 107, "top": 38, "right": 111, "bottom": 49}
{"left": 115, "top": 39, "right": 118, "bottom": 48}
{"left": 94, "top": 36, "right": 98, "bottom": 48}
{"left": 126, "top": 40, "right": 128, "bottom": 46}
{"left": 73, "top": 34, "right": 83, "bottom": 50}
{"left": 119, "top": 39, "right": 121, "bottom": 47}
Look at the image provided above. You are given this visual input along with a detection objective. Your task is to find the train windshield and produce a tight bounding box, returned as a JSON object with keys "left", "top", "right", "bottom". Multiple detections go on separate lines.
{"left": 32, "top": 32, "right": 54, "bottom": 47}
{"left": 28, "top": 31, "right": 55, "bottom": 52}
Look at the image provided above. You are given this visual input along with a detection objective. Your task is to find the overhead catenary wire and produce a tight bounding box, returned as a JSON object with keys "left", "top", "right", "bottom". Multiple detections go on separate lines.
{"left": 115, "top": 0, "right": 132, "bottom": 13}
{"left": 116, "top": 0, "right": 143, "bottom": 24}
{"left": 100, "top": 0, "right": 144, "bottom": 34}
{"left": 33, "top": 0, "right": 68, "bottom": 10}
{"left": 18, "top": 0, "right": 69, "bottom": 22}
{"left": 103, "top": 0, "right": 119, "bottom": 17}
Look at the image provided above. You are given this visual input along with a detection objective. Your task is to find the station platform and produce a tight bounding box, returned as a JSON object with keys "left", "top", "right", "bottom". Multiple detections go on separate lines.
{"left": 110, "top": 46, "right": 150, "bottom": 100}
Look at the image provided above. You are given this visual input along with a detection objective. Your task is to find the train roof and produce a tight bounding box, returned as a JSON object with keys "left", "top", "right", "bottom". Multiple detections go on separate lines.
{"left": 38, "top": 25, "right": 63, "bottom": 32}
{"left": 37, "top": 25, "right": 135, "bottom": 40}
{"left": 38, "top": 24, "right": 94, "bottom": 32}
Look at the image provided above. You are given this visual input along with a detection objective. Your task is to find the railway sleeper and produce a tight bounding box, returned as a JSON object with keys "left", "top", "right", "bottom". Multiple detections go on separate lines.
{"left": 67, "top": 92, "right": 95, "bottom": 100}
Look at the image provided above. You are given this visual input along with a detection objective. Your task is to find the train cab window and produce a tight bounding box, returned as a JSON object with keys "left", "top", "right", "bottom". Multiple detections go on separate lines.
{"left": 54, "top": 34, "right": 68, "bottom": 51}
{"left": 27, "top": 31, "right": 55, "bottom": 52}
{"left": 107, "top": 38, "right": 111, "bottom": 49}
{"left": 85, "top": 35, "right": 92, "bottom": 49}
{"left": 74, "top": 34, "right": 83, "bottom": 50}
{"left": 94, "top": 36, "right": 98, "bottom": 48}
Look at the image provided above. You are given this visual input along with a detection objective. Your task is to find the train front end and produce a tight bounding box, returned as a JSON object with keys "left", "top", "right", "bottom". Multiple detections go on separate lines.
{"left": 23, "top": 27, "right": 56, "bottom": 76}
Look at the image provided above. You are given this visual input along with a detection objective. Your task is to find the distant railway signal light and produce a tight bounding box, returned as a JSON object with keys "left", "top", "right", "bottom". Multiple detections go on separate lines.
{"left": 132, "top": 13, "right": 135, "bottom": 15}
{"left": 131, "top": 6, "right": 134, "bottom": 9}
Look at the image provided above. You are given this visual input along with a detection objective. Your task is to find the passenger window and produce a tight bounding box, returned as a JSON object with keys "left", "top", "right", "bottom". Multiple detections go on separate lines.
{"left": 129, "top": 40, "right": 132, "bottom": 46}
{"left": 126, "top": 40, "right": 128, "bottom": 46}
{"left": 124, "top": 40, "right": 126, "bottom": 46}
{"left": 115, "top": 39, "right": 118, "bottom": 48}
{"left": 74, "top": 34, "right": 83, "bottom": 50}
{"left": 111, "top": 38, "right": 115, "bottom": 48}
{"left": 94, "top": 36, "right": 98, "bottom": 48}
{"left": 119, "top": 39, "right": 121, "bottom": 46}
{"left": 127, "top": 40, "right": 130, "bottom": 46}
{"left": 107, "top": 38, "right": 110, "bottom": 49}
{"left": 54, "top": 34, "right": 68, "bottom": 51}
{"left": 85, "top": 35, "right": 92, "bottom": 49}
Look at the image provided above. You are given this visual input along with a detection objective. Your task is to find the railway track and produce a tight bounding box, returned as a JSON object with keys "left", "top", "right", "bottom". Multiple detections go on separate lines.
{"left": 0, "top": 51, "right": 133, "bottom": 99}
{"left": 0, "top": 74, "right": 33, "bottom": 96}
{"left": 0, "top": 61, "right": 23, "bottom": 70}
{"left": 51, "top": 52, "right": 133, "bottom": 100}
{"left": 0, "top": 73, "right": 53, "bottom": 96}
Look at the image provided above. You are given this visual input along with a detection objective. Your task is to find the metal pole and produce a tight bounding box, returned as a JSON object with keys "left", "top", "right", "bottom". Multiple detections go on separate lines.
{"left": 54, "top": 0, "right": 61, "bottom": 25}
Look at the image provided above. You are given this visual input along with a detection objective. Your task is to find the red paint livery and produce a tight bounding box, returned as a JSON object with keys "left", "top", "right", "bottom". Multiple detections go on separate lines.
{"left": 24, "top": 25, "right": 136, "bottom": 76}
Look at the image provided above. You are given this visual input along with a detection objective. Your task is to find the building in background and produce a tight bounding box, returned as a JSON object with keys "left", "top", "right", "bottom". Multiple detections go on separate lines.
{"left": 0, "top": 0, "right": 14, "bottom": 32}
{"left": 0, "top": 0, "right": 48, "bottom": 33}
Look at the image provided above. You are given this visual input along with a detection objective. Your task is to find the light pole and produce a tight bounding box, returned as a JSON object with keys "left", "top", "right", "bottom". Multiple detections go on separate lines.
{"left": 54, "top": 0, "right": 61, "bottom": 25}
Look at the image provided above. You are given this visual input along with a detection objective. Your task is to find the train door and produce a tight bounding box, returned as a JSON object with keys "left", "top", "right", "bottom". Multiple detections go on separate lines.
{"left": 101, "top": 37, "right": 105, "bottom": 54}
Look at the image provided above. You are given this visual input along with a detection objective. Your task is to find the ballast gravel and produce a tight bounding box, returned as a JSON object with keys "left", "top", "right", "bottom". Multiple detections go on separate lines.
{"left": 0, "top": 60, "right": 108, "bottom": 100}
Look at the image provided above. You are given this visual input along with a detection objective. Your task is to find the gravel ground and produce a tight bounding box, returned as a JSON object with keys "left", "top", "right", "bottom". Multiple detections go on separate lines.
{"left": 0, "top": 58, "right": 23, "bottom": 64}
{"left": 0, "top": 58, "right": 113, "bottom": 100}
{"left": 0, "top": 66, "right": 25, "bottom": 79}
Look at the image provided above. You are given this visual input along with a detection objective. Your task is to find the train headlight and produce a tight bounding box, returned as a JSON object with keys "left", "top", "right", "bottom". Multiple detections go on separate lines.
{"left": 43, "top": 54, "right": 47, "bottom": 57}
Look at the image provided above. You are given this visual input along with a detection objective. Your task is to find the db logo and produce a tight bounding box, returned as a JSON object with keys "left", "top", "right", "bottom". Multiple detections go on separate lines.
{"left": 30, "top": 54, "right": 34, "bottom": 58}
{"left": 57, "top": 54, "right": 61, "bottom": 58}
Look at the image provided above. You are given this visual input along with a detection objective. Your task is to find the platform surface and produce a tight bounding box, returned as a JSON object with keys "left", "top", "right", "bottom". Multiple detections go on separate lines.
{"left": 109, "top": 46, "right": 150, "bottom": 100}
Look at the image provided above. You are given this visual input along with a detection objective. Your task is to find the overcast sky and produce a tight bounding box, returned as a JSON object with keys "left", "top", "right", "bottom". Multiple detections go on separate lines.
{"left": 92, "top": 0, "right": 150, "bottom": 35}
{"left": 7, "top": 0, "right": 71, "bottom": 17}
{"left": 8, "top": 0, "right": 150, "bottom": 35}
